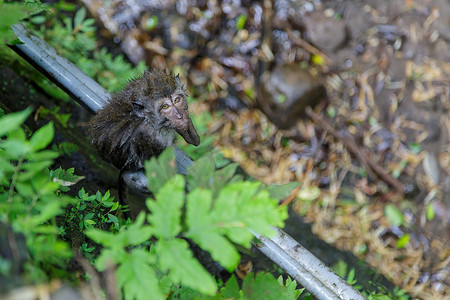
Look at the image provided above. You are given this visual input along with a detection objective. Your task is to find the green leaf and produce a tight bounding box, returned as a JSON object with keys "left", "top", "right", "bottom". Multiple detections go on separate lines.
{"left": 220, "top": 275, "right": 241, "bottom": 298}
{"left": 18, "top": 200, "right": 62, "bottom": 230}
{"left": 396, "top": 234, "right": 410, "bottom": 249}
{"left": 145, "top": 147, "right": 177, "bottom": 194}
{"left": 124, "top": 212, "right": 153, "bottom": 245}
{"left": 236, "top": 14, "right": 247, "bottom": 30}
{"left": 188, "top": 154, "right": 240, "bottom": 196}
{"left": 187, "top": 154, "right": 215, "bottom": 191}
{"left": 1, "top": 139, "right": 29, "bottom": 156}
{"left": 278, "top": 276, "right": 303, "bottom": 299}
{"left": 332, "top": 260, "right": 348, "bottom": 278}
{"left": 0, "top": 3, "right": 44, "bottom": 42}
{"left": 242, "top": 272, "right": 298, "bottom": 300}
{"left": 86, "top": 229, "right": 116, "bottom": 247}
{"left": 15, "top": 181, "right": 35, "bottom": 197}
{"left": 426, "top": 202, "right": 435, "bottom": 221}
{"left": 95, "top": 248, "right": 124, "bottom": 271}
{"left": 156, "top": 239, "right": 217, "bottom": 295}
{"left": 74, "top": 7, "right": 86, "bottom": 28}
{"left": 117, "top": 249, "right": 164, "bottom": 300}
{"left": 26, "top": 150, "right": 60, "bottom": 161}
{"left": 29, "top": 122, "right": 54, "bottom": 151}
{"left": 0, "top": 107, "right": 31, "bottom": 136}
{"left": 265, "top": 182, "right": 300, "bottom": 202}
{"left": 146, "top": 175, "right": 185, "bottom": 239}
{"left": 185, "top": 189, "right": 240, "bottom": 271}
{"left": 146, "top": 15, "right": 158, "bottom": 30}
{"left": 384, "top": 204, "right": 404, "bottom": 227}
{"left": 7, "top": 127, "right": 26, "bottom": 141}
{"left": 213, "top": 182, "right": 288, "bottom": 243}
{"left": 30, "top": 15, "right": 46, "bottom": 24}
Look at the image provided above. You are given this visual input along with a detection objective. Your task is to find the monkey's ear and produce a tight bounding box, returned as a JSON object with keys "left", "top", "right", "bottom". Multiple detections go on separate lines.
{"left": 132, "top": 100, "right": 145, "bottom": 118}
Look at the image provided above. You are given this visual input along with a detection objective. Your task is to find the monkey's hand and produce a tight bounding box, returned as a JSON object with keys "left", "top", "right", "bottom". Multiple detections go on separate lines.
{"left": 121, "top": 146, "right": 193, "bottom": 195}
{"left": 122, "top": 170, "right": 150, "bottom": 194}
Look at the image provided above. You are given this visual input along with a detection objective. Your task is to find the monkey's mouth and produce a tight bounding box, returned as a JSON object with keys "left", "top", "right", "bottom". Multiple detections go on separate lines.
{"left": 175, "top": 117, "right": 200, "bottom": 146}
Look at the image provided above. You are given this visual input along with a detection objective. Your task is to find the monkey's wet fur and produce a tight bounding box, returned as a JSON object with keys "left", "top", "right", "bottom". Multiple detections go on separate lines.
{"left": 89, "top": 69, "right": 200, "bottom": 215}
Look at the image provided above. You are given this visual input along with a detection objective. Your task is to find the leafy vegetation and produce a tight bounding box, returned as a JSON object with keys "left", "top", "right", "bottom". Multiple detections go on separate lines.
{"left": 0, "top": 109, "right": 302, "bottom": 299}
{"left": 0, "top": 0, "right": 45, "bottom": 43}
{"left": 32, "top": 6, "right": 146, "bottom": 93}
{"left": 86, "top": 148, "right": 289, "bottom": 299}
{"left": 333, "top": 260, "right": 410, "bottom": 300}
{"left": 0, "top": 108, "right": 74, "bottom": 282}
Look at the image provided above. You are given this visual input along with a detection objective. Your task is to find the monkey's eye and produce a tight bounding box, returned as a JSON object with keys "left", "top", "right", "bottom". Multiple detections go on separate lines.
{"left": 174, "top": 96, "right": 181, "bottom": 103}
{"left": 162, "top": 103, "right": 170, "bottom": 109}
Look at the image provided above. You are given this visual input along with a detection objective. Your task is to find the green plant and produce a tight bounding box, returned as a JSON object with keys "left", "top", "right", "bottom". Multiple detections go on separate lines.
{"left": 0, "top": 0, "right": 45, "bottom": 43}
{"left": 85, "top": 148, "right": 294, "bottom": 299}
{"left": 170, "top": 273, "right": 304, "bottom": 300}
{"left": 33, "top": 6, "right": 146, "bottom": 93}
{"left": 332, "top": 260, "right": 410, "bottom": 300}
{"left": 0, "top": 108, "right": 74, "bottom": 281}
{"left": 68, "top": 188, "right": 127, "bottom": 232}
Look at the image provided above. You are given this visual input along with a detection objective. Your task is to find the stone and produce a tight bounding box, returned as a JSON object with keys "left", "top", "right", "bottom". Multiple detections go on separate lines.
{"left": 257, "top": 63, "right": 326, "bottom": 129}
{"left": 303, "top": 11, "right": 347, "bottom": 52}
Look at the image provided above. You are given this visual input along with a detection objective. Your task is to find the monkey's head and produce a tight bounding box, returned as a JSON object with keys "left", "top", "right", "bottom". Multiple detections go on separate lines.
{"left": 128, "top": 70, "right": 200, "bottom": 146}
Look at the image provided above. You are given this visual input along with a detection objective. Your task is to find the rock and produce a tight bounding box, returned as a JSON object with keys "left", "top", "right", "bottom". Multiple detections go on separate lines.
{"left": 303, "top": 11, "right": 347, "bottom": 52}
{"left": 257, "top": 63, "right": 326, "bottom": 129}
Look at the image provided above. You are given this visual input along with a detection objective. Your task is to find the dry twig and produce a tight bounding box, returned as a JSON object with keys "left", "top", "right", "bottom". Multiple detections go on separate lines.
{"left": 307, "top": 108, "right": 405, "bottom": 193}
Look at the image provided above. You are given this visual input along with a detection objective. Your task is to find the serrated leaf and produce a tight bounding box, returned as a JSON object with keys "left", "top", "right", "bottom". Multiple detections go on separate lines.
{"left": 0, "top": 3, "right": 43, "bottom": 42}
{"left": 186, "top": 154, "right": 215, "bottom": 191}
{"left": 277, "top": 276, "right": 303, "bottom": 299}
{"left": 0, "top": 107, "right": 32, "bottom": 136}
{"left": 124, "top": 212, "right": 153, "bottom": 245}
{"left": 156, "top": 239, "right": 216, "bottom": 295}
{"left": 87, "top": 212, "right": 151, "bottom": 247}
{"left": 242, "top": 272, "right": 293, "bottom": 300}
{"left": 220, "top": 275, "right": 241, "bottom": 298}
{"left": 117, "top": 249, "right": 163, "bottom": 300}
{"left": 211, "top": 163, "right": 239, "bottom": 196}
{"left": 146, "top": 175, "right": 185, "bottom": 239}
{"left": 145, "top": 147, "right": 177, "bottom": 194}
{"left": 94, "top": 248, "right": 122, "bottom": 271}
{"left": 185, "top": 189, "right": 240, "bottom": 271}
{"left": 212, "top": 182, "right": 287, "bottom": 243}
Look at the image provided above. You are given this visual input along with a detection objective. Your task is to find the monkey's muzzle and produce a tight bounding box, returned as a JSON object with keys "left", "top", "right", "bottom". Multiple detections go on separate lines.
{"left": 175, "top": 117, "right": 201, "bottom": 146}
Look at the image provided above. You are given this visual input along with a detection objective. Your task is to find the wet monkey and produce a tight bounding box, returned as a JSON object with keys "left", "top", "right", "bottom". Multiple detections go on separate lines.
{"left": 89, "top": 70, "right": 200, "bottom": 214}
